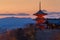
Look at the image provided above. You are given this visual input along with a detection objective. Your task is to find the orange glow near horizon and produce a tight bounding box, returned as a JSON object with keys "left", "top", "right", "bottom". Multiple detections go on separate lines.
{"left": 0, "top": 0, "right": 60, "bottom": 14}
{"left": 0, "top": 0, "right": 39, "bottom": 14}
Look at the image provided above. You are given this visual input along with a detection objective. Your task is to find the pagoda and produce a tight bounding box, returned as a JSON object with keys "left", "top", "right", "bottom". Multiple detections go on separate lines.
{"left": 33, "top": 2, "right": 47, "bottom": 30}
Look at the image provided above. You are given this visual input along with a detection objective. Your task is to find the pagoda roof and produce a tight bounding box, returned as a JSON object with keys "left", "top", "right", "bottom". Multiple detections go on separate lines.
{"left": 34, "top": 10, "right": 47, "bottom": 15}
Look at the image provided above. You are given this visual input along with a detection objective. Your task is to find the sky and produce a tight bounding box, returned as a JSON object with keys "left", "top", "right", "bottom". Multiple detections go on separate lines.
{"left": 0, "top": 0, "right": 39, "bottom": 14}
{"left": 0, "top": 0, "right": 60, "bottom": 14}
{"left": 42, "top": 0, "right": 60, "bottom": 12}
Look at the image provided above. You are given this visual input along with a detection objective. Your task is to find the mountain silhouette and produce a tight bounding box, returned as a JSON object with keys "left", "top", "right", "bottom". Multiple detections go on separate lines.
{"left": 0, "top": 17, "right": 35, "bottom": 33}
{"left": 0, "top": 13, "right": 30, "bottom": 16}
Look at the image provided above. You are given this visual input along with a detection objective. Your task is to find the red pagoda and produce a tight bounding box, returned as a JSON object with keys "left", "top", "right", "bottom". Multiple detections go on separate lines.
{"left": 34, "top": 2, "right": 47, "bottom": 30}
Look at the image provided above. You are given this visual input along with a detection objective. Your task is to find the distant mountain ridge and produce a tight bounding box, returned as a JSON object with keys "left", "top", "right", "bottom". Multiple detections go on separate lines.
{"left": 0, "top": 17, "right": 35, "bottom": 33}
{"left": 0, "top": 13, "right": 29, "bottom": 16}
{"left": 45, "top": 12, "right": 60, "bottom": 19}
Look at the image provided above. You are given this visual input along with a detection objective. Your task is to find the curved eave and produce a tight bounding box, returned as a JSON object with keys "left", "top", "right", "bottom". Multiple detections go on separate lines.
{"left": 33, "top": 13, "right": 47, "bottom": 16}
{"left": 33, "top": 10, "right": 47, "bottom": 15}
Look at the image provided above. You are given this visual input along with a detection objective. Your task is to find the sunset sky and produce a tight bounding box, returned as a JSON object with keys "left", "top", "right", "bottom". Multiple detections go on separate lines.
{"left": 0, "top": 0, "right": 60, "bottom": 14}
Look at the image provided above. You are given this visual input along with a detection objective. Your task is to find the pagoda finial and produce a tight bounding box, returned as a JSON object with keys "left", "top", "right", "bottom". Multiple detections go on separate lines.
{"left": 39, "top": 1, "right": 41, "bottom": 10}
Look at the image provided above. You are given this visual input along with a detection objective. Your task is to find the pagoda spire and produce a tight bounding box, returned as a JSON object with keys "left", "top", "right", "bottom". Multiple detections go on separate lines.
{"left": 39, "top": 1, "right": 41, "bottom": 10}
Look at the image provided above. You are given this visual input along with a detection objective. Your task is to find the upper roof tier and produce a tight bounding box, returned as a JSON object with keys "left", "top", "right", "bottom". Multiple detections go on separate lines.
{"left": 33, "top": 10, "right": 47, "bottom": 15}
